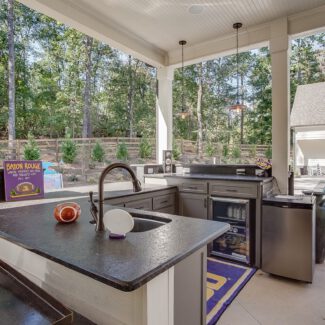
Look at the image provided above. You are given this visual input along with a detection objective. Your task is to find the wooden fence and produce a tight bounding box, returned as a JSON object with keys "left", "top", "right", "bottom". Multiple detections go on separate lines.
{"left": 0, "top": 137, "right": 271, "bottom": 166}
{"left": 0, "top": 138, "right": 156, "bottom": 165}
{"left": 174, "top": 139, "right": 271, "bottom": 161}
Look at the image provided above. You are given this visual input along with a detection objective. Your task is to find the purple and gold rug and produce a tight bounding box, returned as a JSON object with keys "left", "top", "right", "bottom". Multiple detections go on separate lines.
{"left": 206, "top": 258, "right": 256, "bottom": 324}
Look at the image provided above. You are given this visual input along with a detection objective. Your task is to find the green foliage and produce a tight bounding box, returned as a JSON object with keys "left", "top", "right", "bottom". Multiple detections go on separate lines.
{"left": 23, "top": 133, "right": 41, "bottom": 160}
{"left": 116, "top": 142, "right": 128, "bottom": 161}
{"left": 139, "top": 138, "right": 152, "bottom": 159}
{"left": 0, "top": 2, "right": 324, "bottom": 156}
{"left": 232, "top": 146, "right": 241, "bottom": 159}
{"left": 68, "top": 174, "right": 79, "bottom": 182}
{"left": 222, "top": 145, "right": 229, "bottom": 158}
{"left": 205, "top": 142, "right": 216, "bottom": 157}
{"left": 91, "top": 141, "right": 105, "bottom": 162}
{"left": 172, "top": 143, "right": 182, "bottom": 161}
{"left": 61, "top": 135, "right": 77, "bottom": 163}
{"left": 265, "top": 146, "right": 272, "bottom": 160}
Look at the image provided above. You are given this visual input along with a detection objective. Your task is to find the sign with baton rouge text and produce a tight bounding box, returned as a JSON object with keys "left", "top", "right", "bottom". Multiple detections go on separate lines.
{"left": 3, "top": 160, "right": 44, "bottom": 201}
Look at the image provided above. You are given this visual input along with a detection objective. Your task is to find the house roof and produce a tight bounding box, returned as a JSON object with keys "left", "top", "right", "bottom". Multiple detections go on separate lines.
{"left": 291, "top": 82, "right": 325, "bottom": 129}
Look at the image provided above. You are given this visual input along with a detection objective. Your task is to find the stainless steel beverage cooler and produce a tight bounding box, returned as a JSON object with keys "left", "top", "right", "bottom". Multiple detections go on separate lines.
{"left": 262, "top": 196, "right": 315, "bottom": 282}
{"left": 210, "top": 197, "right": 251, "bottom": 264}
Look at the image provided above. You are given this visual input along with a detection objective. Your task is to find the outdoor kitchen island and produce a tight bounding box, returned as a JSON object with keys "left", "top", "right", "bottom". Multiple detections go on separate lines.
{"left": 0, "top": 187, "right": 229, "bottom": 325}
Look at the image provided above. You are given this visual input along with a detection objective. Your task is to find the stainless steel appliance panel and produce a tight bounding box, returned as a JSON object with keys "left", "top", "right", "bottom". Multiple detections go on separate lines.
{"left": 262, "top": 204, "right": 314, "bottom": 282}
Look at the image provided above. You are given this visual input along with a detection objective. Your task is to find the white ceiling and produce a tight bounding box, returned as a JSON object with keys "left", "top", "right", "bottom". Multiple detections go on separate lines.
{"left": 71, "top": 0, "right": 325, "bottom": 52}
{"left": 19, "top": 0, "right": 325, "bottom": 66}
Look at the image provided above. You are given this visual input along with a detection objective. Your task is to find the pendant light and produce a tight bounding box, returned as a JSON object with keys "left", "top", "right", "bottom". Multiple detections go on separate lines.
{"left": 178, "top": 40, "right": 189, "bottom": 119}
{"left": 228, "top": 22, "right": 246, "bottom": 112}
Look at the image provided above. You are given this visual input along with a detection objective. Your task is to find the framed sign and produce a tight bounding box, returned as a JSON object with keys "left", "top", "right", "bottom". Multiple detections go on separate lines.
{"left": 3, "top": 160, "right": 44, "bottom": 201}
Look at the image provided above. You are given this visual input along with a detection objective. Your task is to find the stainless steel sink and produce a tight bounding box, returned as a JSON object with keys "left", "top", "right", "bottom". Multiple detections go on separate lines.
{"left": 129, "top": 212, "right": 171, "bottom": 232}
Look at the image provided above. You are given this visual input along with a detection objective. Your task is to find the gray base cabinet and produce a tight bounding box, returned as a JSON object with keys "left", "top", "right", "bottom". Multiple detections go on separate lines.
{"left": 179, "top": 192, "right": 208, "bottom": 219}
{"left": 174, "top": 246, "right": 207, "bottom": 325}
{"left": 124, "top": 198, "right": 153, "bottom": 210}
{"left": 153, "top": 176, "right": 273, "bottom": 268}
{"left": 106, "top": 189, "right": 176, "bottom": 214}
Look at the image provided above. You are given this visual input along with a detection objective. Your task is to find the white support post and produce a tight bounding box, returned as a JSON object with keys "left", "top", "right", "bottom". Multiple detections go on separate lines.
{"left": 156, "top": 67, "right": 174, "bottom": 163}
{"left": 270, "top": 17, "right": 290, "bottom": 194}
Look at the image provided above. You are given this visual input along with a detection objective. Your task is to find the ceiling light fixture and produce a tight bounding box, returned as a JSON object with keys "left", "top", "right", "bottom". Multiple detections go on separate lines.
{"left": 228, "top": 22, "right": 246, "bottom": 112}
{"left": 177, "top": 40, "right": 189, "bottom": 120}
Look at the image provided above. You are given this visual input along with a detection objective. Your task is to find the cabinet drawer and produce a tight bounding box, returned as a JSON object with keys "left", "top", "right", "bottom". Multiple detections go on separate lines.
{"left": 153, "top": 194, "right": 175, "bottom": 210}
{"left": 103, "top": 199, "right": 125, "bottom": 207}
{"left": 179, "top": 181, "right": 208, "bottom": 194}
{"left": 125, "top": 198, "right": 153, "bottom": 211}
{"left": 155, "top": 206, "right": 176, "bottom": 214}
{"left": 210, "top": 182, "right": 257, "bottom": 198}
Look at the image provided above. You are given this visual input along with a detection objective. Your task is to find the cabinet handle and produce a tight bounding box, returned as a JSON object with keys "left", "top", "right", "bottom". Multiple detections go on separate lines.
{"left": 204, "top": 198, "right": 207, "bottom": 208}
{"left": 187, "top": 186, "right": 198, "bottom": 190}
{"left": 160, "top": 200, "right": 168, "bottom": 204}
{"left": 226, "top": 189, "right": 237, "bottom": 192}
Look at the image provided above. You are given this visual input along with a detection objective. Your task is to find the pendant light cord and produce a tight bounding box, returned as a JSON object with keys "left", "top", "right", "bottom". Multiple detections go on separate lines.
{"left": 181, "top": 42, "right": 185, "bottom": 112}
{"left": 236, "top": 26, "right": 239, "bottom": 104}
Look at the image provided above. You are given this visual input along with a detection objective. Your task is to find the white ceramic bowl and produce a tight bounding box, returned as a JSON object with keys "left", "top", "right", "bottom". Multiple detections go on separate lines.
{"left": 103, "top": 209, "right": 134, "bottom": 236}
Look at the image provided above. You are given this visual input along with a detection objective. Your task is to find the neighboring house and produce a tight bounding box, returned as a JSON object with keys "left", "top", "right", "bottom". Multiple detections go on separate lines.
{"left": 291, "top": 82, "right": 325, "bottom": 176}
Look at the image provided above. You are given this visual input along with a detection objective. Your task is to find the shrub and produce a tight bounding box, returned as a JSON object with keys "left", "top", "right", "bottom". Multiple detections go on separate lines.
{"left": 23, "top": 134, "right": 41, "bottom": 160}
{"left": 87, "top": 176, "right": 97, "bottom": 184}
{"left": 172, "top": 143, "right": 181, "bottom": 161}
{"left": 116, "top": 142, "right": 128, "bottom": 161}
{"left": 68, "top": 174, "right": 79, "bottom": 182}
{"left": 92, "top": 141, "right": 105, "bottom": 162}
{"left": 222, "top": 145, "right": 229, "bottom": 158}
{"left": 205, "top": 142, "right": 216, "bottom": 157}
{"left": 265, "top": 146, "right": 272, "bottom": 159}
{"left": 232, "top": 146, "right": 241, "bottom": 159}
{"left": 139, "top": 138, "right": 152, "bottom": 159}
{"left": 61, "top": 135, "right": 77, "bottom": 163}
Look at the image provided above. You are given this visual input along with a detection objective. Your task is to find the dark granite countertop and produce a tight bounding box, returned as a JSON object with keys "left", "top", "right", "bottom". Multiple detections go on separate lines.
{"left": 0, "top": 197, "right": 229, "bottom": 292}
{"left": 46, "top": 184, "right": 177, "bottom": 200}
{"left": 145, "top": 173, "right": 273, "bottom": 183}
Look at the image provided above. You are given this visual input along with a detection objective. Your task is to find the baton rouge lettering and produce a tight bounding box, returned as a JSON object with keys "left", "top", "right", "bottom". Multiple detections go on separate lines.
{"left": 5, "top": 162, "right": 42, "bottom": 171}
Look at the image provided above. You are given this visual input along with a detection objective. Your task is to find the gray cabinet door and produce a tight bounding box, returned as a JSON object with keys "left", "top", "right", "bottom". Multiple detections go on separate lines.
{"left": 174, "top": 246, "right": 207, "bottom": 325}
{"left": 179, "top": 193, "right": 208, "bottom": 219}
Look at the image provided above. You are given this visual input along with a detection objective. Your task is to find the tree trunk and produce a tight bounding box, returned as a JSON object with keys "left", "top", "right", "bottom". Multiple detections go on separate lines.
{"left": 8, "top": 0, "right": 15, "bottom": 158}
{"left": 127, "top": 55, "right": 134, "bottom": 138}
{"left": 196, "top": 62, "right": 203, "bottom": 158}
{"left": 82, "top": 35, "right": 93, "bottom": 138}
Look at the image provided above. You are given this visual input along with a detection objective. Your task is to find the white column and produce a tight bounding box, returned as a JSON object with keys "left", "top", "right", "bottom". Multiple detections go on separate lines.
{"left": 156, "top": 67, "right": 174, "bottom": 163}
{"left": 270, "top": 17, "right": 290, "bottom": 194}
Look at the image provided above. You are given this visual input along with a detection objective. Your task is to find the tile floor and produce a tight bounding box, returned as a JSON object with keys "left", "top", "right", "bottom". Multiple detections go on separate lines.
{"left": 218, "top": 262, "right": 325, "bottom": 325}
